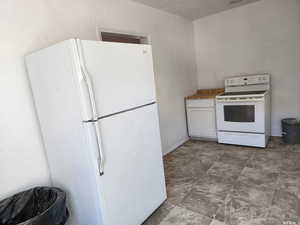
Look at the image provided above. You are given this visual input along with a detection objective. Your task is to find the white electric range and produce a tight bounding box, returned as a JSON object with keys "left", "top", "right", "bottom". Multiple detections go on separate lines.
{"left": 216, "top": 74, "right": 271, "bottom": 148}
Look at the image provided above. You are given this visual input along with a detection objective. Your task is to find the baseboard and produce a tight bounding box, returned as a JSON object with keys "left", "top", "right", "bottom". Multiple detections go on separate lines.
{"left": 163, "top": 136, "right": 189, "bottom": 156}
{"left": 271, "top": 134, "right": 282, "bottom": 137}
{"left": 190, "top": 136, "right": 218, "bottom": 142}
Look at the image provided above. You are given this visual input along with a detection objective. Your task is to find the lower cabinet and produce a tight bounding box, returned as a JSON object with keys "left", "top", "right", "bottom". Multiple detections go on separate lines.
{"left": 186, "top": 99, "right": 217, "bottom": 139}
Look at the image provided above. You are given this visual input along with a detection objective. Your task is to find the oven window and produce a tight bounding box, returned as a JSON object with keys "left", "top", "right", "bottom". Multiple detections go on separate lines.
{"left": 224, "top": 105, "right": 255, "bottom": 122}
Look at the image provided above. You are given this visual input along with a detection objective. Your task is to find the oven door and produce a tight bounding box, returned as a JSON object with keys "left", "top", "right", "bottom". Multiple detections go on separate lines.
{"left": 216, "top": 98, "right": 265, "bottom": 133}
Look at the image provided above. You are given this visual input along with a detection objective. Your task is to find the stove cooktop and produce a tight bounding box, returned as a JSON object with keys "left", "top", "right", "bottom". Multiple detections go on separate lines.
{"left": 219, "top": 91, "right": 267, "bottom": 96}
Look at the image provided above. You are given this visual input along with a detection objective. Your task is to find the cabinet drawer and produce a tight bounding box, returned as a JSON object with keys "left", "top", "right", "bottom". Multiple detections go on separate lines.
{"left": 186, "top": 99, "right": 215, "bottom": 108}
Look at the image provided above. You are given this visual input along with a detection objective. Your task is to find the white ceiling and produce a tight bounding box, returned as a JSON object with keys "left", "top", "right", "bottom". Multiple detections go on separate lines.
{"left": 131, "top": 0, "right": 261, "bottom": 20}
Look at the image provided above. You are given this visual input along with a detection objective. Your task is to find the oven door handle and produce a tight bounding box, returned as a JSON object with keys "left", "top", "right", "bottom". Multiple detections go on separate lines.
{"left": 216, "top": 98, "right": 264, "bottom": 103}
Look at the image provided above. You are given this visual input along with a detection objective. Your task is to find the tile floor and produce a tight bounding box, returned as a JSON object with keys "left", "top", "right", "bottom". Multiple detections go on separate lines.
{"left": 143, "top": 137, "right": 300, "bottom": 225}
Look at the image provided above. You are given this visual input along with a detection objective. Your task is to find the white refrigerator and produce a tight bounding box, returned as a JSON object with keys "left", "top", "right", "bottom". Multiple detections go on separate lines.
{"left": 25, "top": 39, "right": 167, "bottom": 225}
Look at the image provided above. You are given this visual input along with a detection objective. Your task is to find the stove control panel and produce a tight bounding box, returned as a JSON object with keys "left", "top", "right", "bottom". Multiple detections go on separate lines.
{"left": 224, "top": 74, "right": 270, "bottom": 93}
{"left": 225, "top": 74, "right": 270, "bottom": 87}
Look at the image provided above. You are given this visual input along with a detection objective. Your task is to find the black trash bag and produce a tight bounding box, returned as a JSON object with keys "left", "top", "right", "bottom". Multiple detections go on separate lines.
{"left": 0, "top": 187, "right": 69, "bottom": 225}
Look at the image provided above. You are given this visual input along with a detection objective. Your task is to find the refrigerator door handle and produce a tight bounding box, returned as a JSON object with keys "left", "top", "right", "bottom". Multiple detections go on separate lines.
{"left": 75, "top": 39, "right": 105, "bottom": 176}
{"left": 75, "top": 38, "right": 98, "bottom": 121}
{"left": 93, "top": 121, "right": 105, "bottom": 176}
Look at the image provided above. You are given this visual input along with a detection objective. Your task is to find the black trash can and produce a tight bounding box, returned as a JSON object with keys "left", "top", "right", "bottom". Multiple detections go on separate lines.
{"left": 0, "top": 187, "right": 69, "bottom": 225}
{"left": 282, "top": 118, "right": 300, "bottom": 144}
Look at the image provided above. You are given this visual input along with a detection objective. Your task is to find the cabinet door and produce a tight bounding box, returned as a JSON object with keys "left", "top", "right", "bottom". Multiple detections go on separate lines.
{"left": 187, "top": 107, "right": 217, "bottom": 138}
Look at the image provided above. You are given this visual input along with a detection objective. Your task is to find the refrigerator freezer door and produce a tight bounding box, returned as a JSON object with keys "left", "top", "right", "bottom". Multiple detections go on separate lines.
{"left": 95, "top": 103, "right": 166, "bottom": 225}
{"left": 79, "top": 40, "right": 157, "bottom": 119}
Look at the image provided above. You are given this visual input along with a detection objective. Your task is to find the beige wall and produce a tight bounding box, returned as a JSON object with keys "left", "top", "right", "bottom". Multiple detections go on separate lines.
{"left": 193, "top": 0, "right": 300, "bottom": 136}
{"left": 0, "top": 0, "right": 197, "bottom": 199}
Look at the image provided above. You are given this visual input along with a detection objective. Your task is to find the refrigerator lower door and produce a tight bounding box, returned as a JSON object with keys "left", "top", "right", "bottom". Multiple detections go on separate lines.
{"left": 96, "top": 103, "right": 166, "bottom": 225}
